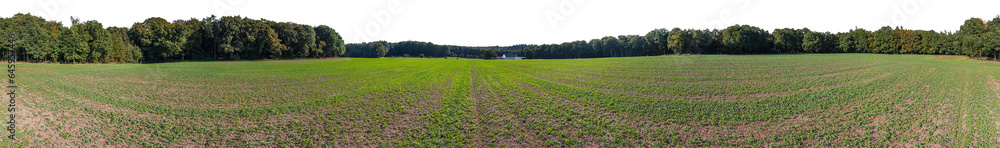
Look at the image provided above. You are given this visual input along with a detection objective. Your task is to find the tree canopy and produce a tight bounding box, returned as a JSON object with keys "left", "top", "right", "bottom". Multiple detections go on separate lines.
{"left": 0, "top": 14, "right": 346, "bottom": 63}
{"left": 5, "top": 13, "right": 1000, "bottom": 62}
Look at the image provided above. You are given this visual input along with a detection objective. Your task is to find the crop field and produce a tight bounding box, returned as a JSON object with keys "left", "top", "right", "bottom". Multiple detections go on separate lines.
{"left": 4, "top": 54, "right": 1000, "bottom": 147}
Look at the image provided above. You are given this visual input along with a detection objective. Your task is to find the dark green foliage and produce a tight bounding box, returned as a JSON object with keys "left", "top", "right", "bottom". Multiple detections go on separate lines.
{"left": 58, "top": 26, "right": 86, "bottom": 63}
{"left": 315, "top": 25, "right": 345, "bottom": 57}
{"left": 6, "top": 13, "right": 1000, "bottom": 62}
{"left": 774, "top": 28, "right": 805, "bottom": 53}
{"left": 627, "top": 35, "right": 649, "bottom": 55}
{"left": 268, "top": 21, "right": 319, "bottom": 58}
{"left": 690, "top": 29, "right": 712, "bottom": 54}
{"left": 388, "top": 41, "right": 450, "bottom": 58}
{"left": 959, "top": 18, "right": 987, "bottom": 58}
{"left": 869, "top": 26, "right": 893, "bottom": 53}
{"left": 175, "top": 18, "right": 205, "bottom": 61}
{"left": 837, "top": 28, "right": 870, "bottom": 53}
{"left": 212, "top": 16, "right": 282, "bottom": 60}
{"left": 802, "top": 31, "right": 836, "bottom": 53}
{"left": 6, "top": 13, "right": 59, "bottom": 63}
{"left": 482, "top": 49, "right": 498, "bottom": 59}
{"left": 601, "top": 36, "right": 621, "bottom": 57}
{"left": 644, "top": 29, "right": 670, "bottom": 55}
{"left": 345, "top": 41, "right": 390, "bottom": 58}
{"left": 721, "top": 25, "right": 771, "bottom": 54}
{"left": 106, "top": 27, "right": 142, "bottom": 63}
{"left": 0, "top": 14, "right": 345, "bottom": 63}
{"left": 667, "top": 28, "right": 690, "bottom": 54}
{"left": 128, "top": 17, "right": 186, "bottom": 62}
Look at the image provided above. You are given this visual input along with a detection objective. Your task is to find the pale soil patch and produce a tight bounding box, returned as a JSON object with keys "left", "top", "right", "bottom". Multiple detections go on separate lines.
{"left": 381, "top": 67, "right": 455, "bottom": 145}
{"left": 39, "top": 69, "right": 448, "bottom": 147}
{"left": 23, "top": 83, "right": 120, "bottom": 147}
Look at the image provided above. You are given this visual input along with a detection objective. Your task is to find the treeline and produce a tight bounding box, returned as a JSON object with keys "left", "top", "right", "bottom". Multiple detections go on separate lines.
{"left": 524, "top": 16, "right": 1000, "bottom": 59}
{"left": 0, "top": 13, "right": 345, "bottom": 63}
{"left": 348, "top": 16, "right": 1000, "bottom": 60}
{"left": 345, "top": 41, "right": 527, "bottom": 58}
{"left": 5, "top": 13, "right": 1000, "bottom": 62}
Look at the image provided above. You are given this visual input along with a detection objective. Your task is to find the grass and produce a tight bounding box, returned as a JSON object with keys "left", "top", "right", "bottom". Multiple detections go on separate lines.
{"left": 3, "top": 54, "right": 1000, "bottom": 147}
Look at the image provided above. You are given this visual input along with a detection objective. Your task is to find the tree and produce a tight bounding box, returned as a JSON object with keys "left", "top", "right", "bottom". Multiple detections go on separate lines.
{"left": 721, "top": 25, "right": 771, "bottom": 54}
{"left": 69, "top": 19, "right": 109, "bottom": 63}
{"left": 959, "top": 18, "right": 987, "bottom": 57}
{"left": 802, "top": 31, "right": 836, "bottom": 53}
{"left": 7, "top": 13, "right": 59, "bottom": 63}
{"left": 984, "top": 16, "right": 1000, "bottom": 59}
{"left": 589, "top": 39, "right": 603, "bottom": 57}
{"left": 838, "top": 28, "right": 870, "bottom": 53}
{"left": 644, "top": 29, "right": 670, "bottom": 55}
{"left": 601, "top": 36, "right": 620, "bottom": 57}
{"left": 107, "top": 27, "right": 142, "bottom": 63}
{"left": 211, "top": 16, "right": 282, "bottom": 60}
{"left": 58, "top": 27, "right": 87, "bottom": 63}
{"left": 175, "top": 18, "right": 205, "bottom": 61}
{"left": 523, "top": 48, "right": 535, "bottom": 59}
{"left": 129, "top": 17, "right": 186, "bottom": 62}
{"left": 482, "top": 49, "right": 498, "bottom": 59}
{"left": 667, "top": 28, "right": 690, "bottom": 54}
{"left": 369, "top": 41, "right": 388, "bottom": 58}
{"left": 296, "top": 24, "right": 318, "bottom": 57}
{"left": 690, "top": 29, "right": 712, "bottom": 54}
{"left": 899, "top": 29, "right": 921, "bottom": 54}
{"left": 314, "top": 25, "right": 345, "bottom": 57}
{"left": 627, "top": 35, "right": 648, "bottom": 55}
{"left": 870, "top": 26, "right": 893, "bottom": 53}
{"left": 774, "top": 28, "right": 805, "bottom": 53}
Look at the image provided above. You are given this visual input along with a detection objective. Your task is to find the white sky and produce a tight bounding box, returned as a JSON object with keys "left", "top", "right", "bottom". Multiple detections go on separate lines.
{"left": 2, "top": 0, "right": 1000, "bottom": 46}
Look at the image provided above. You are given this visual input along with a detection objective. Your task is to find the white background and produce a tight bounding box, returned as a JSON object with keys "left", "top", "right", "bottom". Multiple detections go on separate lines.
{"left": 2, "top": 0, "right": 999, "bottom": 46}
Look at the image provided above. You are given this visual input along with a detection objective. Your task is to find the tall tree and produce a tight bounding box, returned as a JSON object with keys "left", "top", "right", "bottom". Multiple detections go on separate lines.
{"left": 314, "top": 25, "right": 345, "bottom": 57}
{"left": 211, "top": 16, "right": 282, "bottom": 60}
{"left": 721, "top": 25, "right": 770, "bottom": 54}
{"left": 74, "top": 20, "right": 115, "bottom": 63}
{"left": 773, "top": 28, "right": 805, "bottom": 53}
{"left": 959, "top": 18, "right": 986, "bottom": 57}
{"left": 802, "top": 31, "right": 837, "bottom": 53}
{"left": 7, "top": 13, "right": 59, "bottom": 62}
{"left": 645, "top": 28, "right": 670, "bottom": 55}
{"left": 106, "top": 27, "right": 142, "bottom": 63}
{"left": 129, "top": 17, "right": 186, "bottom": 62}
{"left": 627, "top": 35, "right": 648, "bottom": 55}
{"left": 984, "top": 16, "right": 1000, "bottom": 59}
{"left": 370, "top": 41, "right": 388, "bottom": 58}
{"left": 690, "top": 29, "right": 712, "bottom": 54}
{"left": 58, "top": 27, "right": 87, "bottom": 63}
{"left": 838, "top": 28, "right": 870, "bottom": 53}
{"left": 175, "top": 18, "right": 205, "bottom": 61}
{"left": 482, "top": 49, "right": 498, "bottom": 59}
{"left": 870, "top": 26, "right": 894, "bottom": 53}
{"left": 667, "top": 28, "right": 690, "bottom": 54}
{"left": 601, "top": 36, "right": 620, "bottom": 57}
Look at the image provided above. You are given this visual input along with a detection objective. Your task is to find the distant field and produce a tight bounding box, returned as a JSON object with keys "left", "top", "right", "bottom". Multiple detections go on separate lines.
{"left": 6, "top": 54, "right": 1000, "bottom": 147}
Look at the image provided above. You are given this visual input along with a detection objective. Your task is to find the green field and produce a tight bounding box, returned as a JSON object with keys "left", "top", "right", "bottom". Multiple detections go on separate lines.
{"left": 6, "top": 54, "right": 1000, "bottom": 147}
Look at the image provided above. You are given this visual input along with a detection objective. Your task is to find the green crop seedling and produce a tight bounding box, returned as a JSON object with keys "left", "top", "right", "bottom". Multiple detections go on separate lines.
{"left": 4, "top": 1, "right": 1000, "bottom": 147}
